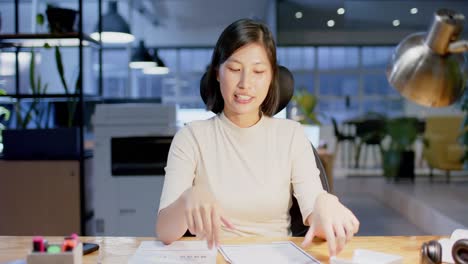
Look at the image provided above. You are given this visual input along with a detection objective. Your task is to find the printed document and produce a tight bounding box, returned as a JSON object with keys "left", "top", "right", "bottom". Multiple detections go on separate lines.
{"left": 129, "top": 240, "right": 216, "bottom": 264}
{"left": 219, "top": 241, "right": 321, "bottom": 264}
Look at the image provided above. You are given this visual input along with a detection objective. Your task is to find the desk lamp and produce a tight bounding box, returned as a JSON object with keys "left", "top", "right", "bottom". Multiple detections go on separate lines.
{"left": 387, "top": 9, "right": 467, "bottom": 107}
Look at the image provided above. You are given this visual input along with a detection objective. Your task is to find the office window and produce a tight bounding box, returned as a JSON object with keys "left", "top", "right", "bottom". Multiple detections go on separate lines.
{"left": 158, "top": 49, "right": 178, "bottom": 71}
{"left": 319, "top": 74, "right": 359, "bottom": 96}
{"left": 362, "top": 47, "right": 393, "bottom": 69}
{"left": 363, "top": 73, "right": 399, "bottom": 96}
{"left": 318, "top": 47, "right": 359, "bottom": 71}
{"left": 277, "top": 47, "right": 314, "bottom": 70}
{"left": 293, "top": 73, "right": 314, "bottom": 94}
{"left": 95, "top": 45, "right": 403, "bottom": 120}
{"left": 279, "top": 46, "right": 403, "bottom": 124}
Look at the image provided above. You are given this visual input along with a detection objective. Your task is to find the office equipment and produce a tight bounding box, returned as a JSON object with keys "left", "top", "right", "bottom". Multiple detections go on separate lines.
{"left": 91, "top": 103, "right": 178, "bottom": 236}
{"left": 421, "top": 229, "right": 468, "bottom": 264}
{"left": 129, "top": 241, "right": 216, "bottom": 264}
{"left": 219, "top": 241, "right": 320, "bottom": 264}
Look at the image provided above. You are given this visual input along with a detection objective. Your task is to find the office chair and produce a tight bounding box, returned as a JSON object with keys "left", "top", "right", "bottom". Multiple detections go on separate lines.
{"left": 354, "top": 118, "right": 386, "bottom": 168}
{"left": 331, "top": 117, "right": 356, "bottom": 168}
{"left": 197, "top": 65, "right": 330, "bottom": 237}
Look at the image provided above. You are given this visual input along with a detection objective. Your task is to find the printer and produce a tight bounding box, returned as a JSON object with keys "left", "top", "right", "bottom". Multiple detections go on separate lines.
{"left": 91, "top": 103, "right": 178, "bottom": 236}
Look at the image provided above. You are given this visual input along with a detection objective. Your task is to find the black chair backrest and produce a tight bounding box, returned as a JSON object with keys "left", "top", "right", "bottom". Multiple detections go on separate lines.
{"left": 199, "top": 65, "right": 330, "bottom": 236}
{"left": 331, "top": 117, "right": 341, "bottom": 137}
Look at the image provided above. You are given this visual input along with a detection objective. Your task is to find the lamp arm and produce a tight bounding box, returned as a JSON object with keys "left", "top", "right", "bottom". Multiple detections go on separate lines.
{"left": 448, "top": 40, "right": 468, "bottom": 53}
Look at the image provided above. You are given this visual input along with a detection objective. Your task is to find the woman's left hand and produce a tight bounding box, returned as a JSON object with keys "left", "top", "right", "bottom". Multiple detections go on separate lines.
{"left": 301, "top": 192, "right": 359, "bottom": 257}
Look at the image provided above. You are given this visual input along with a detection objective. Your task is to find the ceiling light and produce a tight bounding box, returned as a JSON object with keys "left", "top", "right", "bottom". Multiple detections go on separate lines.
{"left": 90, "top": 1, "right": 135, "bottom": 44}
{"left": 129, "top": 40, "right": 156, "bottom": 69}
{"left": 327, "top": 20, "right": 335, "bottom": 27}
{"left": 143, "top": 48, "right": 170, "bottom": 75}
{"left": 295, "top": 11, "right": 303, "bottom": 19}
{"left": 337, "top": 8, "right": 345, "bottom": 15}
{"left": 410, "top": 8, "right": 418, "bottom": 14}
{"left": 392, "top": 19, "right": 400, "bottom": 27}
{"left": 143, "top": 67, "right": 170, "bottom": 75}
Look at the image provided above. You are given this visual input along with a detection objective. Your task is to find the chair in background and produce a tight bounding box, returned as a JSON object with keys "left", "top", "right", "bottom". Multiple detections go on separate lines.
{"left": 423, "top": 116, "right": 464, "bottom": 183}
{"left": 332, "top": 117, "right": 356, "bottom": 168}
{"left": 354, "top": 118, "right": 386, "bottom": 168}
{"left": 199, "top": 65, "right": 330, "bottom": 237}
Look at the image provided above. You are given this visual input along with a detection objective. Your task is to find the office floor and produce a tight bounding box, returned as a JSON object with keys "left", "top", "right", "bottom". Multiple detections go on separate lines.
{"left": 333, "top": 173, "right": 468, "bottom": 237}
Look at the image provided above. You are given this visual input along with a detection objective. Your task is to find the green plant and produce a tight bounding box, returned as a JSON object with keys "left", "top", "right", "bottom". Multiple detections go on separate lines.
{"left": 380, "top": 117, "right": 419, "bottom": 179}
{"left": 292, "top": 89, "right": 320, "bottom": 125}
{"left": 15, "top": 49, "right": 51, "bottom": 129}
{"left": 0, "top": 89, "right": 11, "bottom": 151}
{"left": 31, "top": 10, "right": 81, "bottom": 128}
{"left": 54, "top": 45, "right": 81, "bottom": 128}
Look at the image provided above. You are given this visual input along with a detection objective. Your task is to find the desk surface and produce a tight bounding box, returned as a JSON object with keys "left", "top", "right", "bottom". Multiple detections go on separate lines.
{"left": 0, "top": 235, "right": 440, "bottom": 263}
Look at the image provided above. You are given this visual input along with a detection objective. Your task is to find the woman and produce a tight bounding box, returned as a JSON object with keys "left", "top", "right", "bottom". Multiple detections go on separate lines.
{"left": 156, "top": 18, "right": 359, "bottom": 257}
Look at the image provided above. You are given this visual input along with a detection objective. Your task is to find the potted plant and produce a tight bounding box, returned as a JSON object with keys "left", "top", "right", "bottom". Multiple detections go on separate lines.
{"left": 2, "top": 46, "right": 81, "bottom": 160}
{"left": 45, "top": 4, "right": 78, "bottom": 34}
{"left": 380, "top": 117, "right": 419, "bottom": 182}
{"left": 0, "top": 89, "right": 11, "bottom": 153}
{"left": 291, "top": 88, "right": 321, "bottom": 125}
{"left": 2, "top": 9, "right": 82, "bottom": 160}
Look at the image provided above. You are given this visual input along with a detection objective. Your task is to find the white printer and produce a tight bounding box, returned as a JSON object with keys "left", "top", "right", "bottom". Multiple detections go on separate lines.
{"left": 91, "top": 103, "right": 178, "bottom": 236}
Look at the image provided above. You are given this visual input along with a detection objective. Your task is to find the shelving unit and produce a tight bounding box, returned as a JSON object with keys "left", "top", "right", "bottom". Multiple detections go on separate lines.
{"left": 0, "top": 0, "right": 103, "bottom": 235}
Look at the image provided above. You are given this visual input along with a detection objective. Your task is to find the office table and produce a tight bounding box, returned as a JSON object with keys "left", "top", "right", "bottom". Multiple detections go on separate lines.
{"left": 0, "top": 235, "right": 441, "bottom": 263}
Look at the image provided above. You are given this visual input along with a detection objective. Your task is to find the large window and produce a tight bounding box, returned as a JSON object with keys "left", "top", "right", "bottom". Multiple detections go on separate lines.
{"left": 278, "top": 46, "right": 403, "bottom": 123}
{"left": 99, "top": 48, "right": 212, "bottom": 109}
{"left": 97, "top": 46, "right": 403, "bottom": 121}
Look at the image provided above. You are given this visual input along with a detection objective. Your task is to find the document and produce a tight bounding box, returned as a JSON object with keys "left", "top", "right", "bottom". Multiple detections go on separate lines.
{"left": 128, "top": 240, "right": 217, "bottom": 264}
{"left": 219, "top": 241, "right": 321, "bottom": 264}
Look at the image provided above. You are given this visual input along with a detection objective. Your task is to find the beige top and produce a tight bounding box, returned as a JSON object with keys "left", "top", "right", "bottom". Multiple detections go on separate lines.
{"left": 158, "top": 112, "right": 325, "bottom": 237}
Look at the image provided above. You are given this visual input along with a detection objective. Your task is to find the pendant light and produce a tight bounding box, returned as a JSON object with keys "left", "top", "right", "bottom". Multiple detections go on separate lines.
{"left": 90, "top": 1, "right": 135, "bottom": 44}
{"left": 129, "top": 40, "right": 156, "bottom": 69}
{"left": 143, "top": 48, "right": 170, "bottom": 75}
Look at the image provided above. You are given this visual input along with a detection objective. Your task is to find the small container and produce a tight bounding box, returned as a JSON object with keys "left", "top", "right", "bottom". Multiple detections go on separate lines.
{"left": 27, "top": 242, "right": 82, "bottom": 264}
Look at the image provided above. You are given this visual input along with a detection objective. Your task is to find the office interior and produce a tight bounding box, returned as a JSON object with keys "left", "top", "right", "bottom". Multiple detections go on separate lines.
{"left": 0, "top": 0, "right": 467, "bottom": 240}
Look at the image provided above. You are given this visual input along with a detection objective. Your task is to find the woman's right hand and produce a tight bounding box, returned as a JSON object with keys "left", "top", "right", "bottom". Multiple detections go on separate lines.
{"left": 181, "top": 185, "right": 234, "bottom": 249}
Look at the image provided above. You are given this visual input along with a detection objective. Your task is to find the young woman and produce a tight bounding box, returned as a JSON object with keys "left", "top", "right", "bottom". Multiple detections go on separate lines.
{"left": 156, "top": 18, "right": 359, "bottom": 257}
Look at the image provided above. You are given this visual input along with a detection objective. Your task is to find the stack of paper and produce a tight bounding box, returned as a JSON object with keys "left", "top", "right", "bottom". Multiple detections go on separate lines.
{"left": 129, "top": 241, "right": 217, "bottom": 264}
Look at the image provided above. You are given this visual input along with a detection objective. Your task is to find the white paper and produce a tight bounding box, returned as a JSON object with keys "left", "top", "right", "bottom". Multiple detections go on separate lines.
{"left": 219, "top": 241, "right": 321, "bottom": 264}
{"left": 330, "top": 249, "right": 403, "bottom": 264}
{"left": 128, "top": 241, "right": 217, "bottom": 264}
{"left": 440, "top": 229, "right": 468, "bottom": 264}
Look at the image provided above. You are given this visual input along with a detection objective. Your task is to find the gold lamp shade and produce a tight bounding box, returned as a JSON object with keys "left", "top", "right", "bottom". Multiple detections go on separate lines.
{"left": 387, "top": 9, "right": 467, "bottom": 107}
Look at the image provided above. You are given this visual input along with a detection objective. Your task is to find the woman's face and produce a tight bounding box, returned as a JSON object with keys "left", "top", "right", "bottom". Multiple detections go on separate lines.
{"left": 217, "top": 42, "right": 272, "bottom": 118}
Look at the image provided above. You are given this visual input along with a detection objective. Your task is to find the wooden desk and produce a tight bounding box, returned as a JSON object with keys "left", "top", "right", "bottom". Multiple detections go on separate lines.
{"left": 0, "top": 235, "right": 441, "bottom": 263}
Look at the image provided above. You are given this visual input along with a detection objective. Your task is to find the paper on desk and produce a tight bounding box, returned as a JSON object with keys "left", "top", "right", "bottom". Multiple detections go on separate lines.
{"left": 128, "top": 241, "right": 217, "bottom": 264}
{"left": 440, "top": 229, "right": 468, "bottom": 264}
{"left": 330, "top": 249, "right": 402, "bottom": 264}
{"left": 218, "top": 241, "right": 321, "bottom": 264}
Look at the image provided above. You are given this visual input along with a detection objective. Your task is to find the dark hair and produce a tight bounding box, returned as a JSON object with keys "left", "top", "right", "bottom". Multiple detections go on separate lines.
{"left": 205, "top": 18, "right": 279, "bottom": 116}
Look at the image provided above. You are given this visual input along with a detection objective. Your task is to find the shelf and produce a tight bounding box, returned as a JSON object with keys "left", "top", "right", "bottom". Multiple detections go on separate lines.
{"left": 0, "top": 33, "right": 100, "bottom": 48}
{"left": 0, "top": 93, "right": 102, "bottom": 100}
